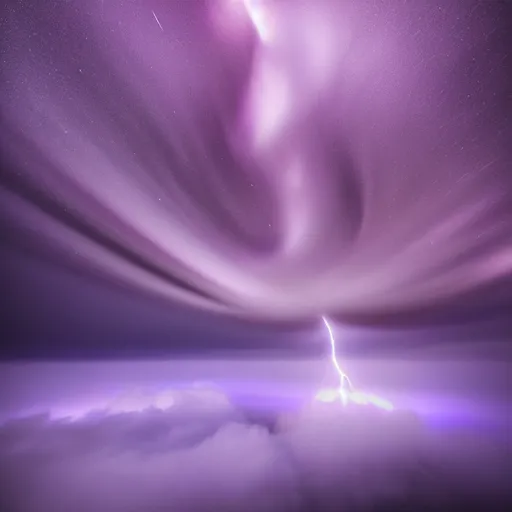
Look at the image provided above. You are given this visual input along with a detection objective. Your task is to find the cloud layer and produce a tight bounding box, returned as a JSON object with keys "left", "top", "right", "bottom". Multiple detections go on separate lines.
{"left": 1, "top": 387, "right": 510, "bottom": 512}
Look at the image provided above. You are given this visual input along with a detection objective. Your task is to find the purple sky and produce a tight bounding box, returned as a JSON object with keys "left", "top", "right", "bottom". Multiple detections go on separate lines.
{"left": 1, "top": 0, "right": 511, "bottom": 356}
{"left": 1, "top": 4, "right": 512, "bottom": 509}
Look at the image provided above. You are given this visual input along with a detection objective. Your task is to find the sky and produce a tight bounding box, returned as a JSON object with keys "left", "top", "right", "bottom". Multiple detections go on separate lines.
{"left": 1, "top": 3, "right": 512, "bottom": 510}
{"left": 1, "top": 0, "right": 512, "bottom": 359}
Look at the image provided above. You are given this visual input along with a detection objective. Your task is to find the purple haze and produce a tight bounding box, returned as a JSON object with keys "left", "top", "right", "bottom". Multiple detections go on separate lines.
{"left": 1, "top": 359, "right": 511, "bottom": 511}
{"left": 1, "top": 0, "right": 511, "bottom": 324}
{"left": 1, "top": 0, "right": 511, "bottom": 510}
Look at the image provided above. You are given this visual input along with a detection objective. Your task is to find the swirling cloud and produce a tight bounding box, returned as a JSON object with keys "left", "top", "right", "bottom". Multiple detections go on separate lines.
{"left": 1, "top": 0, "right": 510, "bottom": 323}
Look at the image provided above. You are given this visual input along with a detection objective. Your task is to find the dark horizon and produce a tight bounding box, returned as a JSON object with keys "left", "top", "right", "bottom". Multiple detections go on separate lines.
{"left": 3, "top": 243, "right": 512, "bottom": 360}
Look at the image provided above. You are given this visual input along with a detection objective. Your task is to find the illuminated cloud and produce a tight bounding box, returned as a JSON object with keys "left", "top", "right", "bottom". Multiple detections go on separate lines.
{"left": 0, "top": 390, "right": 510, "bottom": 511}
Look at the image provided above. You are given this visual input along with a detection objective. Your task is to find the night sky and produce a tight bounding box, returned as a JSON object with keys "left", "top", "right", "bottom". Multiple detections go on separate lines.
{"left": 1, "top": 0, "right": 511, "bottom": 359}
{"left": 1, "top": 4, "right": 512, "bottom": 511}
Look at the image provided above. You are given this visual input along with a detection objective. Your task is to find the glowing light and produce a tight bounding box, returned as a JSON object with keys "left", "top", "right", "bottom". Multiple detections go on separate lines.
{"left": 315, "top": 388, "right": 339, "bottom": 403}
{"left": 317, "top": 317, "right": 394, "bottom": 412}
{"left": 241, "top": 0, "right": 274, "bottom": 43}
{"left": 321, "top": 316, "right": 352, "bottom": 390}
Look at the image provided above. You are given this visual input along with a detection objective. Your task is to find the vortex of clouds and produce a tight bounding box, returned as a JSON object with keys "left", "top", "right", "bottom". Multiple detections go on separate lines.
{"left": 1, "top": 0, "right": 511, "bottom": 322}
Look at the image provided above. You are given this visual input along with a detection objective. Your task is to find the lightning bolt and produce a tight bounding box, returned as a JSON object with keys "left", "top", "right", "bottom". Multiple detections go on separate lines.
{"left": 321, "top": 316, "right": 352, "bottom": 390}
{"left": 317, "top": 316, "right": 394, "bottom": 411}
